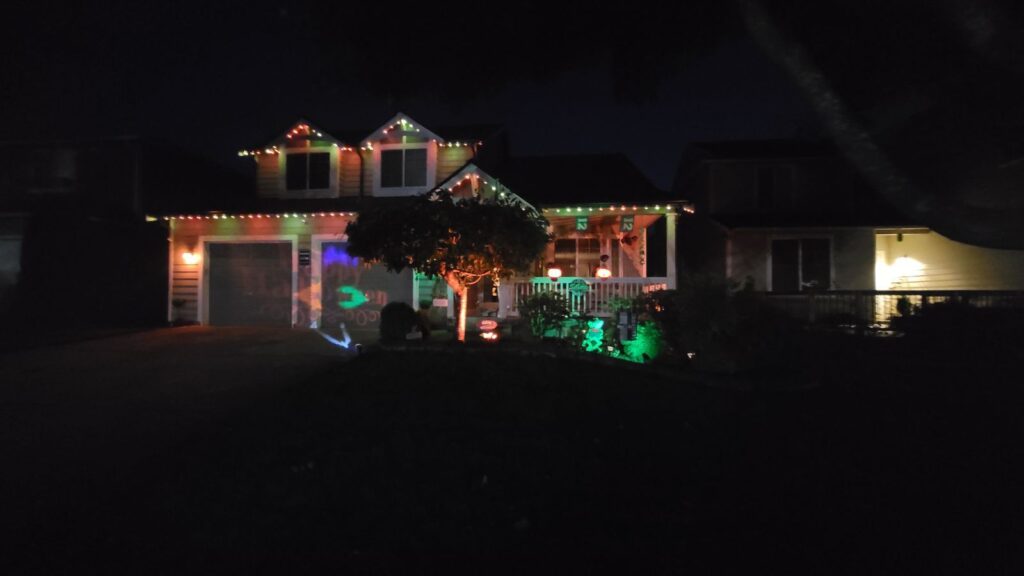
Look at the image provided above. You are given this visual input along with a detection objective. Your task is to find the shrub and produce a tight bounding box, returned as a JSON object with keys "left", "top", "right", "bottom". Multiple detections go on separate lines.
{"left": 518, "top": 291, "right": 570, "bottom": 338}
{"left": 642, "top": 275, "right": 803, "bottom": 373}
{"left": 380, "top": 302, "right": 420, "bottom": 343}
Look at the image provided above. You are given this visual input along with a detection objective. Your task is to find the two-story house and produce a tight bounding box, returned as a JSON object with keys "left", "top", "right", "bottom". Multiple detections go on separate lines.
{"left": 160, "top": 114, "right": 685, "bottom": 339}
{"left": 676, "top": 139, "right": 1024, "bottom": 323}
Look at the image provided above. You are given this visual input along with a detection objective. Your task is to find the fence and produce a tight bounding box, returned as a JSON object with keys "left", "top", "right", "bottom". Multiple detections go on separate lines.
{"left": 510, "top": 277, "right": 668, "bottom": 316}
{"left": 759, "top": 290, "right": 1024, "bottom": 326}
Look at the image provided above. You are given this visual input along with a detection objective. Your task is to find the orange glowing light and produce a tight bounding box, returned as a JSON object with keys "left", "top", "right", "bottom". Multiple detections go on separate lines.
{"left": 547, "top": 265, "right": 562, "bottom": 281}
{"left": 480, "top": 331, "right": 500, "bottom": 341}
{"left": 595, "top": 267, "right": 612, "bottom": 279}
{"left": 182, "top": 251, "right": 200, "bottom": 265}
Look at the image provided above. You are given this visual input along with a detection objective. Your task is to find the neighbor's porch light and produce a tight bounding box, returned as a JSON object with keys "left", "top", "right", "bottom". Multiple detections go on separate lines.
{"left": 182, "top": 251, "right": 200, "bottom": 265}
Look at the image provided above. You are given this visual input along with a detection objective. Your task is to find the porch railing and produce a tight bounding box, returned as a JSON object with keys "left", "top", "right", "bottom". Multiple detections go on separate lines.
{"left": 758, "top": 290, "right": 1024, "bottom": 326}
{"left": 510, "top": 277, "right": 668, "bottom": 317}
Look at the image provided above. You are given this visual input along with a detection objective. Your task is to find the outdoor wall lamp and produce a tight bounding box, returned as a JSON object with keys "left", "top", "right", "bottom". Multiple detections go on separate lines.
{"left": 182, "top": 251, "right": 200, "bottom": 265}
{"left": 546, "top": 262, "right": 562, "bottom": 282}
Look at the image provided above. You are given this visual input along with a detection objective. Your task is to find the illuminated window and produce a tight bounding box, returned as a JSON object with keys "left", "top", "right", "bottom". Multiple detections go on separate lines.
{"left": 381, "top": 148, "right": 427, "bottom": 188}
{"left": 771, "top": 238, "right": 830, "bottom": 292}
{"left": 286, "top": 152, "right": 330, "bottom": 191}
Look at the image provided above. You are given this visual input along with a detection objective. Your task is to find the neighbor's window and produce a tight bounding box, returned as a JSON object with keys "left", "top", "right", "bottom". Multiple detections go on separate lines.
{"left": 380, "top": 148, "right": 427, "bottom": 188}
{"left": 771, "top": 238, "right": 830, "bottom": 292}
{"left": 286, "top": 152, "right": 330, "bottom": 191}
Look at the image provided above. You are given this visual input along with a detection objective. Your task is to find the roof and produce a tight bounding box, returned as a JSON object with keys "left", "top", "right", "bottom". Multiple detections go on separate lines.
{"left": 712, "top": 211, "right": 917, "bottom": 229}
{"left": 484, "top": 154, "right": 674, "bottom": 206}
{"left": 688, "top": 139, "right": 836, "bottom": 160}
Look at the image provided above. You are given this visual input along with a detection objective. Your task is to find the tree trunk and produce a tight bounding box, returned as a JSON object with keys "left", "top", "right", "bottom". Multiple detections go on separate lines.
{"left": 457, "top": 286, "right": 468, "bottom": 342}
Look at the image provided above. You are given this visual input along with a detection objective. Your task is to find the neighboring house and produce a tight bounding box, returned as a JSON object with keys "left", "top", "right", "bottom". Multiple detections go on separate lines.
{"left": 159, "top": 114, "right": 685, "bottom": 337}
{"left": 0, "top": 138, "right": 247, "bottom": 327}
{"left": 676, "top": 139, "right": 1024, "bottom": 322}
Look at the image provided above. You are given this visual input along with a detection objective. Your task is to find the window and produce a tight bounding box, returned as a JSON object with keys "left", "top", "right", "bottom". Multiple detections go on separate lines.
{"left": 771, "top": 238, "right": 830, "bottom": 292}
{"left": 380, "top": 148, "right": 427, "bottom": 188}
{"left": 286, "top": 152, "right": 330, "bottom": 191}
{"left": 554, "top": 238, "right": 602, "bottom": 277}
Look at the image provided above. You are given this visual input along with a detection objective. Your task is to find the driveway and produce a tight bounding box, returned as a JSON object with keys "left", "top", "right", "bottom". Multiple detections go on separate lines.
{"left": 0, "top": 326, "right": 348, "bottom": 567}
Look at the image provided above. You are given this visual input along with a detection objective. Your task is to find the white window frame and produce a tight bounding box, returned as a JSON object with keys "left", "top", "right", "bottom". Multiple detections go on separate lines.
{"left": 280, "top": 148, "right": 337, "bottom": 193}
{"left": 372, "top": 142, "right": 437, "bottom": 197}
{"left": 766, "top": 234, "right": 834, "bottom": 292}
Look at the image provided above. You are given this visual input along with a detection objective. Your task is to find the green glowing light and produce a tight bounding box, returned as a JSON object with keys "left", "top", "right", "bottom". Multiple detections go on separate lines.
{"left": 582, "top": 317, "right": 605, "bottom": 353}
{"left": 337, "top": 285, "right": 368, "bottom": 309}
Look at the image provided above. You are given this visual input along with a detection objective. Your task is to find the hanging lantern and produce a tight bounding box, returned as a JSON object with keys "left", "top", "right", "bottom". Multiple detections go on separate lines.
{"left": 546, "top": 262, "right": 562, "bottom": 282}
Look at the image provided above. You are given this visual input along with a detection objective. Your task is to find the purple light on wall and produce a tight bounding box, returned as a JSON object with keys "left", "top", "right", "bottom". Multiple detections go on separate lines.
{"left": 323, "top": 244, "right": 359, "bottom": 267}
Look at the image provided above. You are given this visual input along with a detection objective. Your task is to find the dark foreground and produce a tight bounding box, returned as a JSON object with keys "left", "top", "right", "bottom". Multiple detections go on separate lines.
{"left": 2, "top": 329, "right": 1021, "bottom": 574}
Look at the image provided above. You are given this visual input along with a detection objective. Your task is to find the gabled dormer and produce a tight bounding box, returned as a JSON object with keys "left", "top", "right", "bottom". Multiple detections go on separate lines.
{"left": 241, "top": 120, "right": 355, "bottom": 200}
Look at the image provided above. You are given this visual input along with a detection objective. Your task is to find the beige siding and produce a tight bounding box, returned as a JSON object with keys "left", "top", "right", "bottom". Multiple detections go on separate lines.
{"left": 436, "top": 147, "right": 474, "bottom": 183}
{"left": 876, "top": 231, "right": 1024, "bottom": 290}
{"left": 256, "top": 155, "right": 281, "bottom": 197}
{"left": 360, "top": 149, "right": 373, "bottom": 196}
{"left": 339, "top": 150, "right": 361, "bottom": 196}
{"left": 170, "top": 235, "right": 201, "bottom": 321}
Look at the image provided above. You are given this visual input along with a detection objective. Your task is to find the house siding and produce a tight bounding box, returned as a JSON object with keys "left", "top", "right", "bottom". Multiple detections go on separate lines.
{"left": 339, "top": 150, "right": 361, "bottom": 197}
{"left": 256, "top": 155, "right": 281, "bottom": 197}
{"left": 436, "top": 146, "right": 474, "bottom": 183}
{"left": 876, "top": 230, "right": 1024, "bottom": 290}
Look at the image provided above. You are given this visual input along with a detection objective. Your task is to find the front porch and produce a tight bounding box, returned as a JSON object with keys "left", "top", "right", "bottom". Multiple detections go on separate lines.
{"left": 503, "top": 204, "right": 680, "bottom": 317}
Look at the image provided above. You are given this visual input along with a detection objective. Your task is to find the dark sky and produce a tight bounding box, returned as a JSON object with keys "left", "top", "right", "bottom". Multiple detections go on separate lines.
{"left": 2, "top": 2, "right": 819, "bottom": 189}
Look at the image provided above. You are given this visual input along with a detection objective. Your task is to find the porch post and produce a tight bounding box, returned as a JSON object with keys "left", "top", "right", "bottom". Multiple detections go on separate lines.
{"left": 497, "top": 281, "right": 515, "bottom": 319}
{"left": 666, "top": 212, "right": 678, "bottom": 289}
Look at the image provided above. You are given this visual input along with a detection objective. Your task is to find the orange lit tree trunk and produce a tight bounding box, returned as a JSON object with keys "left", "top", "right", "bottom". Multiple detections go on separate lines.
{"left": 444, "top": 272, "right": 472, "bottom": 343}
{"left": 457, "top": 285, "right": 468, "bottom": 342}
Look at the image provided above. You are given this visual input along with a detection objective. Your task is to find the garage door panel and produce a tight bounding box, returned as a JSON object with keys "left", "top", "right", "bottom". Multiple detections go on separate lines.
{"left": 208, "top": 243, "right": 292, "bottom": 326}
{"left": 320, "top": 241, "right": 411, "bottom": 335}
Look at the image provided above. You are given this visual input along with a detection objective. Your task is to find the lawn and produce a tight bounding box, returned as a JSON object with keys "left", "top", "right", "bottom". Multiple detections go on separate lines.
{"left": 5, "top": 334, "right": 1022, "bottom": 574}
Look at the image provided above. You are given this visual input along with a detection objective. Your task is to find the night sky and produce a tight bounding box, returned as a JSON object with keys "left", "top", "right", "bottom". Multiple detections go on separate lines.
{"left": 6, "top": 1, "right": 1024, "bottom": 248}
{"left": 2, "top": 2, "right": 818, "bottom": 189}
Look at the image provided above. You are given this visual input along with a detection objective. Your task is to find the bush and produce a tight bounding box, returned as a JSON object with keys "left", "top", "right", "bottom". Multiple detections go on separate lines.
{"left": 643, "top": 275, "right": 803, "bottom": 373}
{"left": 380, "top": 302, "right": 420, "bottom": 343}
{"left": 891, "top": 300, "right": 1024, "bottom": 355}
{"left": 518, "top": 291, "right": 570, "bottom": 338}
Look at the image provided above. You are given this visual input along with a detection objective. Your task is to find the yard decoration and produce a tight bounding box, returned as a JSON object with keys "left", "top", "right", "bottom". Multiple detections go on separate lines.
{"left": 345, "top": 190, "right": 550, "bottom": 342}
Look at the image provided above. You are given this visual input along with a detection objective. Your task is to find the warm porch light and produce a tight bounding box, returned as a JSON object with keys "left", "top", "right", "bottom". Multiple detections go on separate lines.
{"left": 595, "top": 254, "right": 612, "bottom": 279}
{"left": 181, "top": 251, "right": 200, "bottom": 265}
{"left": 546, "top": 263, "right": 562, "bottom": 282}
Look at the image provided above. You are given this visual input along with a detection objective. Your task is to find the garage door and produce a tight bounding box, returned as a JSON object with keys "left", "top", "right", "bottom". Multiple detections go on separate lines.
{"left": 320, "top": 241, "right": 412, "bottom": 335}
{"left": 208, "top": 242, "right": 292, "bottom": 326}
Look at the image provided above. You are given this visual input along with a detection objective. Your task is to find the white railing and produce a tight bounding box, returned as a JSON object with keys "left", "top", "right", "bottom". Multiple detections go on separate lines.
{"left": 510, "top": 277, "right": 668, "bottom": 316}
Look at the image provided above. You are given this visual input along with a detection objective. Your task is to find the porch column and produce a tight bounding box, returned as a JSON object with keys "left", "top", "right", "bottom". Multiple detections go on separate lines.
{"left": 497, "top": 282, "right": 515, "bottom": 319}
{"left": 666, "top": 212, "right": 678, "bottom": 289}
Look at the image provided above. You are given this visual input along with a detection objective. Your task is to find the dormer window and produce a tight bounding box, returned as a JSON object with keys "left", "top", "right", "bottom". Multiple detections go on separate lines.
{"left": 286, "top": 152, "right": 330, "bottom": 191}
{"left": 380, "top": 147, "right": 427, "bottom": 188}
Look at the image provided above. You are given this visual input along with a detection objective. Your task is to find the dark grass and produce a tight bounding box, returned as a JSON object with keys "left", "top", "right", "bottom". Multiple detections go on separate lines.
{"left": 7, "top": 336, "right": 1024, "bottom": 574}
